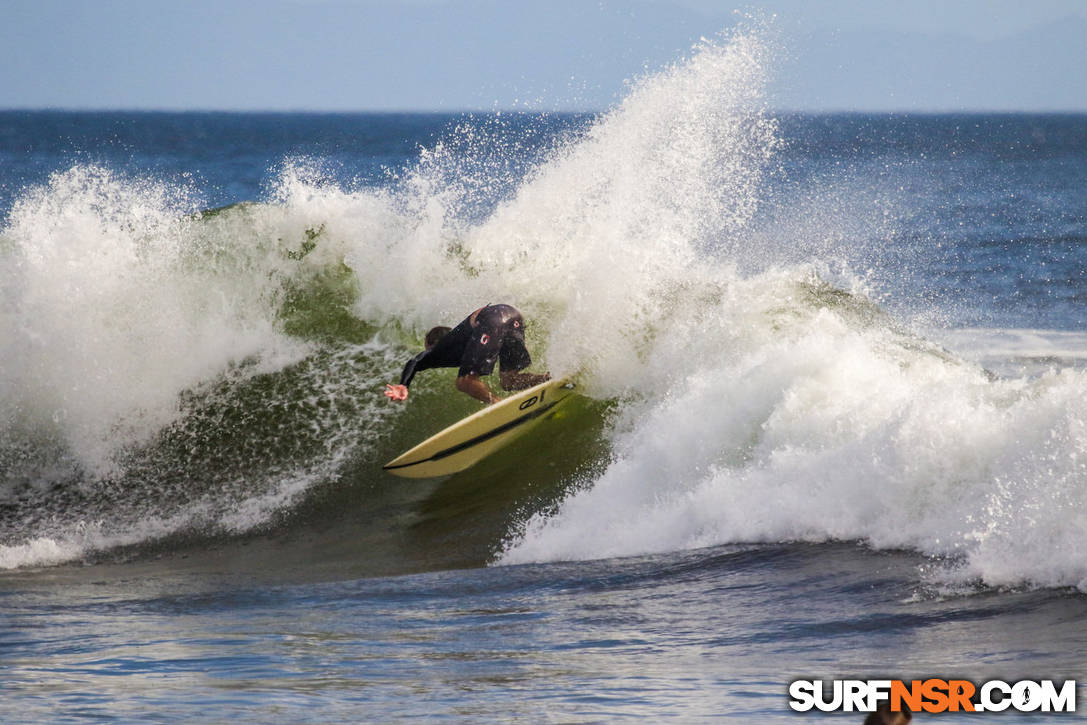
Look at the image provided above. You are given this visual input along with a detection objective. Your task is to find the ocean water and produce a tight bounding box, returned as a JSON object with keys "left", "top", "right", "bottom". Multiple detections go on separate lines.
{"left": 2, "top": 29, "right": 1087, "bottom": 722}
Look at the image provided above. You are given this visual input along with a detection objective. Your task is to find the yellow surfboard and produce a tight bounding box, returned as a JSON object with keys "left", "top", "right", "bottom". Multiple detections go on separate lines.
{"left": 383, "top": 377, "right": 576, "bottom": 478}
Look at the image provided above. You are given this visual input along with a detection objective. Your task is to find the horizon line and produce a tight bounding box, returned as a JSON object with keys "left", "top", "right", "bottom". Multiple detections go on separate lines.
{"left": 3, "top": 106, "right": 1087, "bottom": 116}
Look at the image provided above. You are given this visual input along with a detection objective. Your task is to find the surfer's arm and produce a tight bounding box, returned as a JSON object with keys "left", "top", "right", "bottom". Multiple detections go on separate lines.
{"left": 456, "top": 374, "right": 501, "bottom": 405}
{"left": 499, "top": 370, "right": 550, "bottom": 391}
{"left": 385, "top": 351, "right": 428, "bottom": 402}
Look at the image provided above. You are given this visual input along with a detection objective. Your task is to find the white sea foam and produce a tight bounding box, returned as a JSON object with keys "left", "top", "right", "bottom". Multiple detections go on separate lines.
{"left": 500, "top": 291, "right": 1087, "bottom": 592}
{"left": 0, "top": 166, "right": 310, "bottom": 477}
{"left": 0, "top": 536, "right": 84, "bottom": 570}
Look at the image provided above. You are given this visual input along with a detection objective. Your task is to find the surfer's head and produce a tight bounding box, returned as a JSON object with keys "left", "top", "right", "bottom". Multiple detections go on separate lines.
{"left": 864, "top": 702, "right": 911, "bottom": 725}
{"left": 425, "top": 326, "right": 451, "bottom": 350}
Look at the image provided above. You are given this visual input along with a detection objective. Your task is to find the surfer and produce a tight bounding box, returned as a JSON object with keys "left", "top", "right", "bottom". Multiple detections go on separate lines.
{"left": 384, "top": 304, "right": 550, "bottom": 405}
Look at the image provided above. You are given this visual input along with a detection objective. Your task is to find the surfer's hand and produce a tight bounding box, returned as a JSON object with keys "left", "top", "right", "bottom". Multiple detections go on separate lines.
{"left": 385, "top": 384, "right": 409, "bottom": 401}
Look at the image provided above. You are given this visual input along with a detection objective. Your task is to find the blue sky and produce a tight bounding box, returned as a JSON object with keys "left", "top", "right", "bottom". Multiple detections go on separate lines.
{"left": 2, "top": 0, "right": 1085, "bottom": 112}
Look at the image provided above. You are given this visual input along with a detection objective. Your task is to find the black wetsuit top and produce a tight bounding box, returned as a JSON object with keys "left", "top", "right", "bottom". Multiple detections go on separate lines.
{"left": 398, "top": 304, "right": 532, "bottom": 388}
